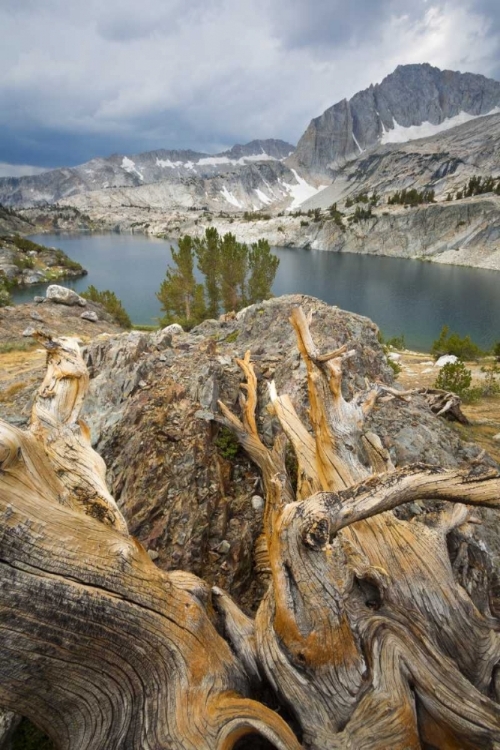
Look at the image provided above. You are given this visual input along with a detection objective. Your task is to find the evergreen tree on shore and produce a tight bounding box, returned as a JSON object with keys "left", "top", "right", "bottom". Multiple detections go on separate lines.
{"left": 156, "top": 229, "right": 279, "bottom": 328}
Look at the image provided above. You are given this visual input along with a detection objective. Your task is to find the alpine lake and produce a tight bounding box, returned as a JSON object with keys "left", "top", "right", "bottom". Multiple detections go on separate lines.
{"left": 11, "top": 232, "right": 500, "bottom": 352}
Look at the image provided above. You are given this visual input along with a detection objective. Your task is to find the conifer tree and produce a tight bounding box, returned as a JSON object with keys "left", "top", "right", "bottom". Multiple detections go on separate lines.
{"left": 157, "top": 229, "right": 280, "bottom": 328}
{"left": 247, "top": 238, "right": 279, "bottom": 305}
{"left": 156, "top": 235, "right": 205, "bottom": 328}
{"left": 194, "top": 227, "right": 220, "bottom": 319}
{"left": 218, "top": 232, "right": 248, "bottom": 313}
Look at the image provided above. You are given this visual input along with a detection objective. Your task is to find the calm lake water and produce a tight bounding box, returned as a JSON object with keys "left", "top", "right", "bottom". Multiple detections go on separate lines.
{"left": 12, "top": 232, "right": 500, "bottom": 352}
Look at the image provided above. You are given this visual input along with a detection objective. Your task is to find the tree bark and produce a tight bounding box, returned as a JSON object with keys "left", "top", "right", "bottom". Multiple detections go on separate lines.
{"left": 1, "top": 313, "right": 500, "bottom": 749}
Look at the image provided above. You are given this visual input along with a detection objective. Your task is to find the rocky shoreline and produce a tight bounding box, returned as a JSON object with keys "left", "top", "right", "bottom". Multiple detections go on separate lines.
{"left": 0, "top": 234, "right": 87, "bottom": 296}
{"left": 6, "top": 190, "right": 500, "bottom": 272}
{"left": 26, "top": 194, "right": 499, "bottom": 271}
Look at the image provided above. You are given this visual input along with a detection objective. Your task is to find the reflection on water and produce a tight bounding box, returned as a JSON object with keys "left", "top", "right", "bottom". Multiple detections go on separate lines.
{"left": 11, "top": 233, "right": 499, "bottom": 351}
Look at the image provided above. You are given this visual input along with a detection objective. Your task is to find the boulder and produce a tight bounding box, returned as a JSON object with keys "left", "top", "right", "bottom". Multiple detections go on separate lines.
{"left": 46, "top": 285, "right": 86, "bottom": 307}
{"left": 435, "top": 354, "right": 458, "bottom": 367}
{"left": 80, "top": 310, "right": 98, "bottom": 322}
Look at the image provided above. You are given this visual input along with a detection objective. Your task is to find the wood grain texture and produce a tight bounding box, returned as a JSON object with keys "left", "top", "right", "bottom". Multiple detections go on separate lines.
{"left": 219, "top": 306, "right": 500, "bottom": 749}
{"left": 2, "top": 317, "right": 500, "bottom": 749}
{"left": 0, "top": 334, "right": 299, "bottom": 750}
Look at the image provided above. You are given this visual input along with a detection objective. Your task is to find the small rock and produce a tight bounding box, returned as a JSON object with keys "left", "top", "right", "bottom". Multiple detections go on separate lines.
{"left": 81, "top": 310, "right": 98, "bottom": 322}
{"left": 251, "top": 495, "right": 264, "bottom": 511}
{"left": 387, "top": 352, "right": 400, "bottom": 361}
{"left": 138, "top": 380, "right": 148, "bottom": 388}
{"left": 160, "top": 323, "right": 183, "bottom": 336}
{"left": 434, "top": 355, "right": 458, "bottom": 367}
{"left": 46, "top": 284, "right": 87, "bottom": 307}
{"left": 147, "top": 549, "right": 159, "bottom": 561}
{"left": 217, "top": 540, "right": 231, "bottom": 554}
{"left": 33, "top": 296, "right": 45, "bottom": 304}
{"left": 194, "top": 409, "right": 214, "bottom": 421}
{"left": 30, "top": 311, "right": 44, "bottom": 322}
{"left": 493, "top": 433, "right": 500, "bottom": 442}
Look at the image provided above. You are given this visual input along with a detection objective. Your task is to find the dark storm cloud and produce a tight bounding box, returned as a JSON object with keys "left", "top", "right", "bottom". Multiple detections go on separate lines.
{"left": 269, "top": 0, "right": 418, "bottom": 49}
{"left": 0, "top": 0, "right": 499, "bottom": 173}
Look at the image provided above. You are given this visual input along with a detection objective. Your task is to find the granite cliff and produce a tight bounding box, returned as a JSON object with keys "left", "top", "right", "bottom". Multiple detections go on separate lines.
{"left": 288, "top": 63, "right": 500, "bottom": 177}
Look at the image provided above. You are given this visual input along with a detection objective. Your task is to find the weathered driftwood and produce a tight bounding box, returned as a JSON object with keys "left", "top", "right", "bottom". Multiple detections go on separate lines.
{"left": 1, "top": 315, "right": 500, "bottom": 749}
{"left": 217, "top": 308, "right": 500, "bottom": 749}
{"left": 0, "top": 333, "right": 299, "bottom": 750}
{"left": 418, "top": 386, "right": 470, "bottom": 424}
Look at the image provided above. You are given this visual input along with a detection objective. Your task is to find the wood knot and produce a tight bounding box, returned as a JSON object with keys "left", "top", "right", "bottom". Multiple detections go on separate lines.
{"left": 302, "top": 517, "right": 330, "bottom": 550}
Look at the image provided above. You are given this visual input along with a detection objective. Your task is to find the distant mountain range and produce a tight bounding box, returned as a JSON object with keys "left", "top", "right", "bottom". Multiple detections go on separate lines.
{"left": 1, "top": 64, "right": 500, "bottom": 213}
{"left": 0, "top": 139, "right": 295, "bottom": 208}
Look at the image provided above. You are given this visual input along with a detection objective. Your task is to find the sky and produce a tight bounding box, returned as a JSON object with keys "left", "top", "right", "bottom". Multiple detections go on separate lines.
{"left": 1, "top": 0, "right": 499, "bottom": 175}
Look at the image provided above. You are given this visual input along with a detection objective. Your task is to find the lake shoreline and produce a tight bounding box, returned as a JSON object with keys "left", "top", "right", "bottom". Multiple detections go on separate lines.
{"left": 10, "top": 231, "right": 499, "bottom": 352}
{"left": 19, "top": 195, "right": 500, "bottom": 272}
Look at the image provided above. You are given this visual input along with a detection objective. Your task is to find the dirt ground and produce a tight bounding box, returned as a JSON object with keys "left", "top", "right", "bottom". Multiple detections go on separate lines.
{"left": 397, "top": 350, "right": 500, "bottom": 464}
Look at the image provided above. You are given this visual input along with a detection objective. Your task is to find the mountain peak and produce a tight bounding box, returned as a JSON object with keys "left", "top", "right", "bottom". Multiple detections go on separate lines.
{"left": 288, "top": 63, "right": 500, "bottom": 176}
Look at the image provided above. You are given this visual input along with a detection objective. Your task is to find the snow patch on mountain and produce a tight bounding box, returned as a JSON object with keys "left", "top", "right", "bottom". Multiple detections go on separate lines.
{"left": 197, "top": 153, "right": 275, "bottom": 167}
{"left": 380, "top": 107, "right": 500, "bottom": 145}
{"left": 122, "top": 157, "right": 144, "bottom": 181}
{"left": 220, "top": 186, "right": 242, "bottom": 208}
{"left": 352, "top": 134, "right": 364, "bottom": 154}
{"left": 254, "top": 188, "right": 272, "bottom": 205}
{"left": 156, "top": 157, "right": 183, "bottom": 169}
{"left": 282, "top": 170, "right": 327, "bottom": 210}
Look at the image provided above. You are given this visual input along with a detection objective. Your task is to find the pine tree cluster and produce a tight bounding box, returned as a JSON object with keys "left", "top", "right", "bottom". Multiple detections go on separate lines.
{"left": 156, "top": 228, "right": 279, "bottom": 329}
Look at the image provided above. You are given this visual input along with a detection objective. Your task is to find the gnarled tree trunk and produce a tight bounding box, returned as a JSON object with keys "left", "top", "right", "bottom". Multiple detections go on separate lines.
{"left": 1, "top": 314, "right": 500, "bottom": 749}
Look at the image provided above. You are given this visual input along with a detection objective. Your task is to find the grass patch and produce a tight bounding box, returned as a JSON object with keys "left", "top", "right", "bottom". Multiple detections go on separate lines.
{"left": 132, "top": 324, "right": 160, "bottom": 332}
{"left": 0, "top": 340, "right": 38, "bottom": 354}
{"left": 224, "top": 330, "right": 239, "bottom": 343}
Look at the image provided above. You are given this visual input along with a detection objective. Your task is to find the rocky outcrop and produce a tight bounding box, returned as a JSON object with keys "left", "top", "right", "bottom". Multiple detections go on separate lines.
{"left": 288, "top": 63, "right": 500, "bottom": 176}
{"left": 57, "top": 159, "right": 324, "bottom": 215}
{"left": 301, "top": 110, "right": 500, "bottom": 206}
{"left": 0, "top": 205, "right": 34, "bottom": 235}
{"left": 122, "top": 196, "right": 500, "bottom": 270}
{"left": 52, "top": 294, "right": 492, "bottom": 610}
{"left": 303, "top": 196, "right": 500, "bottom": 269}
{"left": 0, "top": 235, "right": 87, "bottom": 293}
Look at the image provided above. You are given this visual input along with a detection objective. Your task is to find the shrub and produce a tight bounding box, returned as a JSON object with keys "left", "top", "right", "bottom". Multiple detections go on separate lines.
{"left": 480, "top": 364, "right": 500, "bottom": 397}
{"left": 431, "top": 325, "right": 483, "bottom": 361}
{"left": 493, "top": 341, "right": 500, "bottom": 361}
{"left": 386, "top": 334, "right": 406, "bottom": 350}
{"left": 214, "top": 426, "right": 239, "bottom": 460}
{"left": 350, "top": 205, "right": 372, "bottom": 223}
{"left": 0, "top": 271, "right": 12, "bottom": 306}
{"left": 387, "top": 358, "right": 401, "bottom": 376}
{"left": 81, "top": 286, "right": 132, "bottom": 328}
{"left": 434, "top": 361, "right": 472, "bottom": 397}
{"left": 388, "top": 188, "right": 435, "bottom": 206}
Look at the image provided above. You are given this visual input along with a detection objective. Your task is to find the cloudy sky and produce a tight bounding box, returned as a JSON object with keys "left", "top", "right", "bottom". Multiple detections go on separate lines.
{"left": 1, "top": 0, "right": 499, "bottom": 175}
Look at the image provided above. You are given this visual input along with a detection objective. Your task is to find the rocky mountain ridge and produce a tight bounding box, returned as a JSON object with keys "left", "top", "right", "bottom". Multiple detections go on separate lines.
{"left": 0, "top": 139, "right": 295, "bottom": 209}
{"left": 288, "top": 63, "right": 500, "bottom": 177}
{"left": 301, "top": 110, "right": 500, "bottom": 208}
